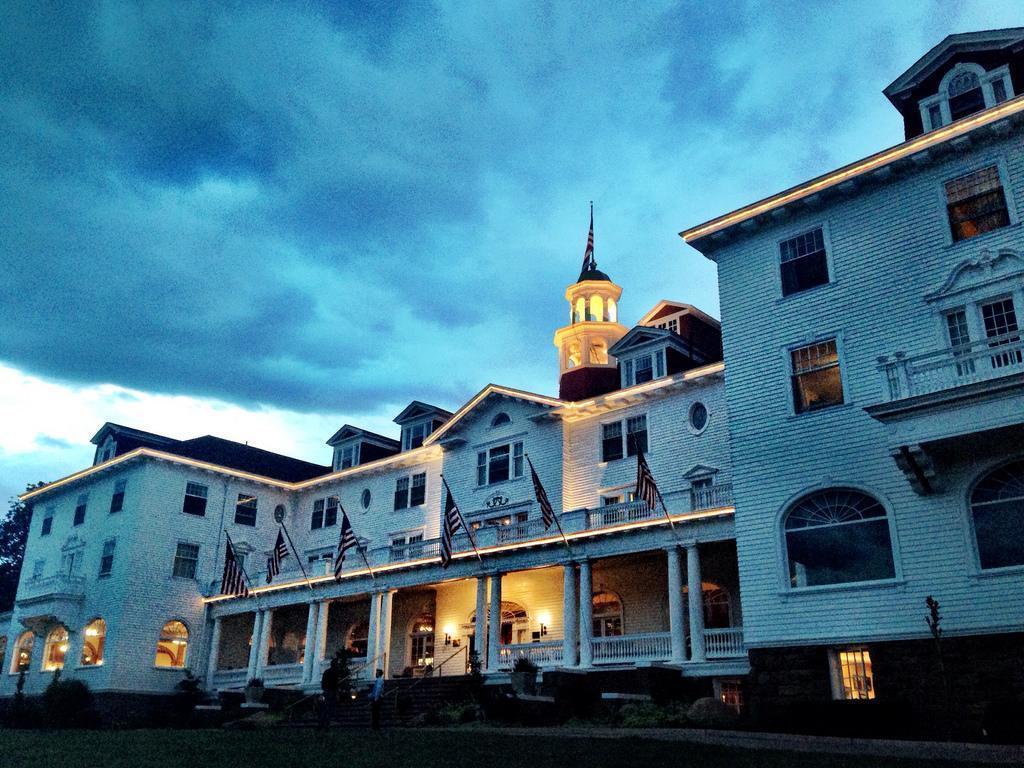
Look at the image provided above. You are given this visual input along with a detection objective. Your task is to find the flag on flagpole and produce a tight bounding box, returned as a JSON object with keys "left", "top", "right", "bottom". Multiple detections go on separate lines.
{"left": 334, "top": 510, "right": 358, "bottom": 580}
{"left": 635, "top": 446, "right": 659, "bottom": 513}
{"left": 440, "top": 485, "right": 466, "bottom": 568}
{"left": 266, "top": 529, "right": 289, "bottom": 583}
{"left": 221, "top": 536, "right": 249, "bottom": 598}
{"left": 529, "top": 459, "right": 556, "bottom": 530}
{"left": 581, "top": 202, "right": 595, "bottom": 272}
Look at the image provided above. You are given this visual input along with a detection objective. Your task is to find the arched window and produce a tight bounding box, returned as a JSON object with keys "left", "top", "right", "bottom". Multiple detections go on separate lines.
{"left": 347, "top": 619, "right": 369, "bottom": 658}
{"left": 11, "top": 632, "right": 33, "bottom": 673}
{"left": 947, "top": 70, "right": 984, "bottom": 120}
{"left": 970, "top": 460, "right": 1024, "bottom": 570}
{"left": 605, "top": 298, "right": 617, "bottom": 322}
{"left": 470, "top": 601, "right": 529, "bottom": 645}
{"left": 684, "top": 583, "right": 732, "bottom": 629}
{"left": 574, "top": 297, "right": 586, "bottom": 324}
{"left": 589, "top": 295, "right": 603, "bottom": 322}
{"left": 491, "top": 412, "right": 511, "bottom": 427}
{"left": 42, "top": 626, "right": 68, "bottom": 671}
{"left": 592, "top": 591, "right": 623, "bottom": 637}
{"left": 783, "top": 489, "right": 895, "bottom": 588}
{"left": 567, "top": 343, "right": 582, "bottom": 369}
{"left": 80, "top": 618, "right": 106, "bottom": 667}
{"left": 154, "top": 620, "right": 189, "bottom": 668}
{"left": 410, "top": 613, "right": 435, "bottom": 669}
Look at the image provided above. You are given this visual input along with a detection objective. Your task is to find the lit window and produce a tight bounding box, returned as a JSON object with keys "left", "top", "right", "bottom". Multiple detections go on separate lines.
{"left": 41, "top": 507, "right": 54, "bottom": 536}
{"left": 410, "top": 613, "right": 435, "bottom": 668}
{"left": 234, "top": 493, "right": 257, "bottom": 526}
{"left": 790, "top": 339, "right": 843, "bottom": 413}
{"left": 780, "top": 228, "right": 829, "bottom": 296}
{"left": 325, "top": 496, "right": 339, "bottom": 527}
{"left": 311, "top": 498, "right": 325, "bottom": 529}
{"left": 720, "top": 680, "right": 744, "bottom": 713}
{"left": 11, "top": 631, "right": 33, "bottom": 673}
{"left": 592, "top": 592, "right": 623, "bottom": 637}
{"left": 347, "top": 619, "right": 370, "bottom": 657}
{"left": 182, "top": 482, "right": 208, "bottom": 516}
{"left": 42, "top": 626, "right": 68, "bottom": 671}
{"left": 970, "top": 460, "right": 1024, "bottom": 569}
{"left": 784, "top": 489, "right": 895, "bottom": 587}
{"left": 394, "top": 477, "right": 410, "bottom": 510}
{"left": 109, "top": 479, "right": 126, "bottom": 514}
{"left": 476, "top": 442, "right": 525, "bottom": 485}
{"left": 172, "top": 542, "right": 200, "bottom": 579}
{"left": 80, "top": 619, "right": 106, "bottom": 667}
{"left": 945, "top": 166, "right": 1010, "bottom": 242}
{"left": 73, "top": 494, "right": 88, "bottom": 526}
{"left": 410, "top": 473, "right": 427, "bottom": 507}
{"left": 98, "top": 539, "right": 116, "bottom": 577}
{"left": 154, "top": 620, "right": 189, "bottom": 668}
{"left": 830, "top": 648, "right": 875, "bottom": 700}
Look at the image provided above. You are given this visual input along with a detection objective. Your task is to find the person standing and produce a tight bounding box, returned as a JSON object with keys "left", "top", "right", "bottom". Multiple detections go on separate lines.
{"left": 369, "top": 668, "right": 385, "bottom": 730}
{"left": 319, "top": 656, "right": 340, "bottom": 729}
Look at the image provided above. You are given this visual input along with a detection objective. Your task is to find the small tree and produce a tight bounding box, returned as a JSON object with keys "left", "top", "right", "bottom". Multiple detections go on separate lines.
{"left": 926, "top": 596, "right": 953, "bottom": 740}
{"left": 0, "top": 482, "right": 47, "bottom": 611}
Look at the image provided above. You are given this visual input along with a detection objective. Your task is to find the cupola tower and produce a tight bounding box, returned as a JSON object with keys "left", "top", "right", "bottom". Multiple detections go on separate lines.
{"left": 553, "top": 206, "right": 629, "bottom": 400}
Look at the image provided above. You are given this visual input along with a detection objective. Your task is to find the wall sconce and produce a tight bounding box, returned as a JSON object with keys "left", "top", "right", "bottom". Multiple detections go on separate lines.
{"left": 540, "top": 624, "right": 548, "bottom": 637}
{"left": 444, "top": 633, "right": 452, "bottom": 646}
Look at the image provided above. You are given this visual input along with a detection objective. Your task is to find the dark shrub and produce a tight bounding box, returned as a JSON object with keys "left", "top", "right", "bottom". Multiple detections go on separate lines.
{"left": 42, "top": 671, "right": 96, "bottom": 728}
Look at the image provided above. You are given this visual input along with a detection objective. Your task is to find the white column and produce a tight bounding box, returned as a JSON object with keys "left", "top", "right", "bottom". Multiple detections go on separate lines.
{"left": 315, "top": 600, "right": 330, "bottom": 673}
{"left": 578, "top": 560, "right": 593, "bottom": 668}
{"left": 206, "top": 617, "right": 223, "bottom": 690}
{"left": 366, "top": 592, "right": 382, "bottom": 674}
{"left": 686, "top": 543, "right": 706, "bottom": 663}
{"left": 301, "top": 602, "right": 319, "bottom": 685}
{"left": 666, "top": 547, "right": 686, "bottom": 665}
{"left": 561, "top": 562, "right": 578, "bottom": 667}
{"left": 255, "top": 608, "right": 273, "bottom": 676}
{"left": 246, "top": 611, "right": 263, "bottom": 680}
{"left": 378, "top": 590, "right": 395, "bottom": 679}
{"left": 486, "top": 572, "right": 503, "bottom": 672}
{"left": 474, "top": 575, "right": 489, "bottom": 670}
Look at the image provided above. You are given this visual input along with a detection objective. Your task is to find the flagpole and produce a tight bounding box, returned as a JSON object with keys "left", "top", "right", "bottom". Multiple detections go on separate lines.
{"left": 526, "top": 453, "right": 572, "bottom": 557}
{"left": 279, "top": 520, "right": 313, "bottom": 591}
{"left": 636, "top": 443, "right": 679, "bottom": 540}
{"left": 440, "top": 474, "right": 484, "bottom": 564}
{"left": 224, "top": 530, "right": 258, "bottom": 603}
{"left": 339, "top": 504, "right": 376, "bottom": 581}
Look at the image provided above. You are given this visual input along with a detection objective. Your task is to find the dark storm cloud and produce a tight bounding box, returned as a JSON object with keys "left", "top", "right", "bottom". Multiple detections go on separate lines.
{"left": 0, "top": 0, "right": 1011, "bottom": 417}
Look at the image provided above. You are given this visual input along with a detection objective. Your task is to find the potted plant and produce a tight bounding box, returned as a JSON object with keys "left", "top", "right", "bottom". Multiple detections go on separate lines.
{"left": 244, "top": 677, "right": 265, "bottom": 704}
{"left": 510, "top": 656, "right": 538, "bottom": 696}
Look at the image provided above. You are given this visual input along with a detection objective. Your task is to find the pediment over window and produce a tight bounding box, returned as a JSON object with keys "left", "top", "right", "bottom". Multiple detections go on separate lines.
{"left": 608, "top": 326, "right": 674, "bottom": 356}
{"left": 426, "top": 385, "right": 562, "bottom": 446}
{"left": 683, "top": 464, "right": 720, "bottom": 479}
{"left": 61, "top": 535, "right": 85, "bottom": 552}
{"left": 925, "top": 248, "right": 1024, "bottom": 303}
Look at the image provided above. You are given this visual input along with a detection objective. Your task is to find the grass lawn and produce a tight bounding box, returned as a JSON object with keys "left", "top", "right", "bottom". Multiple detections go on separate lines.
{"left": 0, "top": 728, "right": 999, "bottom": 768}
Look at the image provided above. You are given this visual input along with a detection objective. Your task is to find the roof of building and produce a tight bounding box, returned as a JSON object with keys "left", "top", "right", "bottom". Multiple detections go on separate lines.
{"left": 89, "top": 422, "right": 179, "bottom": 448}
{"left": 577, "top": 266, "right": 612, "bottom": 283}
{"left": 164, "top": 435, "right": 331, "bottom": 482}
{"left": 325, "top": 425, "right": 401, "bottom": 448}
{"left": 393, "top": 401, "right": 454, "bottom": 425}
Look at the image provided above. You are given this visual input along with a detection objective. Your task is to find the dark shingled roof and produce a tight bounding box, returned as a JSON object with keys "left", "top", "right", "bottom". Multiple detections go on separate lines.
{"left": 577, "top": 267, "right": 611, "bottom": 283}
{"left": 164, "top": 435, "right": 331, "bottom": 482}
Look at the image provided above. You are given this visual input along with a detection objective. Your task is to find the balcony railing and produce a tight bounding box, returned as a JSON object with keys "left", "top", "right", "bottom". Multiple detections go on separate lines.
{"left": 592, "top": 632, "right": 672, "bottom": 664}
{"left": 690, "top": 483, "right": 733, "bottom": 511}
{"left": 703, "top": 627, "right": 745, "bottom": 659}
{"left": 878, "top": 331, "right": 1024, "bottom": 401}
{"left": 498, "top": 641, "right": 564, "bottom": 669}
{"left": 17, "top": 573, "right": 87, "bottom": 603}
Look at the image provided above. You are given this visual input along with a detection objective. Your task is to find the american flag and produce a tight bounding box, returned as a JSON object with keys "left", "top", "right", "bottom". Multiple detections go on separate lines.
{"left": 440, "top": 484, "right": 465, "bottom": 568}
{"left": 635, "top": 446, "right": 660, "bottom": 514}
{"left": 266, "top": 529, "right": 290, "bottom": 583}
{"left": 528, "top": 457, "right": 555, "bottom": 530}
{"left": 220, "top": 534, "right": 249, "bottom": 598}
{"left": 334, "top": 509, "right": 358, "bottom": 580}
{"left": 581, "top": 203, "right": 595, "bottom": 272}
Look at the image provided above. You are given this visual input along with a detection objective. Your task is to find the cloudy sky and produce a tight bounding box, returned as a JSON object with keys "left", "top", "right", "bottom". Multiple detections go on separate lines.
{"left": 1, "top": 1, "right": 1019, "bottom": 502}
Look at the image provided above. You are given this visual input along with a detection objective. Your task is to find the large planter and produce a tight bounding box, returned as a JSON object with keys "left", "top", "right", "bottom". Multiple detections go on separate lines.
{"left": 510, "top": 671, "right": 537, "bottom": 696}
{"left": 244, "top": 684, "right": 265, "bottom": 704}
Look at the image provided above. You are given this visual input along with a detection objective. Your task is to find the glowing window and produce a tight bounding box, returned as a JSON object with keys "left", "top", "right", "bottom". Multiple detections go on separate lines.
{"left": 790, "top": 339, "right": 843, "bottom": 413}
{"left": 591, "top": 591, "right": 623, "bottom": 637}
{"left": 154, "top": 620, "right": 189, "bottom": 668}
{"left": 830, "top": 648, "right": 875, "bottom": 700}
{"left": 410, "top": 613, "right": 435, "bottom": 668}
{"left": 589, "top": 295, "right": 603, "bottom": 322}
{"left": 589, "top": 340, "right": 608, "bottom": 364}
{"left": 11, "top": 631, "right": 33, "bottom": 673}
{"left": 605, "top": 297, "right": 617, "bottom": 322}
{"left": 945, "top": 165, "right": 1009, "bottom": 242}
{"left": 574, "top": 297, "right": 585, "bottom": 324}
{"left": 43, "top": 626, "right": 68, "bottom": 671}
{"left": 80, "top": 619, "right": 106, "bottom": 667}
{"left": 567, "top": 343, "right": 582, "bottom": 368}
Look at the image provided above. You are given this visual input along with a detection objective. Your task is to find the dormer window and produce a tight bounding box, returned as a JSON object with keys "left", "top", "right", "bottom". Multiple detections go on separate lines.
{"left": 403, "top": 421, "right": 431, "bottom": 451}
{"left": 919, "top": 63, "right": 1014, "bottom": 132}
{"left": 948, "top": 70, "right": 984, "bottom": 120}
{"left": 622, "top": 350, "right": 665, "bottom": 387}
{"left": 336, "top": 443, "right": 359, "bottom": 470}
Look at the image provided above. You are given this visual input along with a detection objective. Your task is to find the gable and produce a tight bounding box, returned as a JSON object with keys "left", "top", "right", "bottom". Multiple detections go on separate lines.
{"left": 425, "top": 385, "right": 561, "bottom": 446}
{"left": 608, "top": 326, "right": 673, "bottom": 356}
{"left": 393, "top": 400, "right": 453, "bottom": 426}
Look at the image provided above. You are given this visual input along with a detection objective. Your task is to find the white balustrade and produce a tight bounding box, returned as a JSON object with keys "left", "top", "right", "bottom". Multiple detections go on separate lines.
{"left": 591, "top": 632, "right": 672, "bottom": 664}
{"left": 498, "top": 641, "right": 564, "bottom": 669}
{"left": 585, "top": 500, "right": 654, "bottom": 528}
{"left": 703, "top": 627, "right": 745, "bottom": 659}
{"left": 261, "top": 662, "right": 304, "bottom": 687}
{"left": 690, "top": 483, "right": 734, "bottom": 511}
{"left": 212, "top": 668, "right": 248, "bottom": 690}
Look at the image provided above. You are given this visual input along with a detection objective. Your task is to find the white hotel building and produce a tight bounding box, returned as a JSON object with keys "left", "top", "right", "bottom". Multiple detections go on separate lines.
{"left": 2, "top": 28, "right": 1023, "bottom": 735}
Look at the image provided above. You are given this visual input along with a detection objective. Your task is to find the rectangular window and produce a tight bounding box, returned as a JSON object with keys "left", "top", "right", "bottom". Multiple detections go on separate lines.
{"left": 791, "top": 339, "right": 844, "bottom": 413}
{"left": 655, "top": 350, "right": 665, "bottom": 379}
{"left": 602, "top": 422, "right": 624, "bottom": 462}
{"left": 831, "top": 648, "right": 875, "bottom": 701}
{"left": 403, "top": 422, "right": 429, "bottom": 451}
{"left": 634, "top": 355, "right": 653, "bottom": 384}
{"left": 488, "top": 445, "right": 511, "bottom": 484}
{"left": 32, "top": 559, "right": 45, "bottom": 579}
{"left": 109, "top": 479, "right": 126, "bottom": 514}
{"left": 927, "top": 102, "right": 943, "bottom": 130}
{"left": 234, "top": 493, "right": 257, "bottom": 526}
{"left": 601, "top": 495, "right": 622, "bottom": 506}
{"left": 410, "top": 473, "right": 426, "bottom": 507}
{"left": 324, "top": 496, "right": 339, "bottom": 527}
{"left": 172, "top": 542, "right": 199, "bottom": 579}
{"left": 626, "top": 415, "right": 648, "bottom": 456}
{"left": 981, "top": 297, "right": 1022, "bottom": 368}
{"left": 945, "top": 165, "right": 1010, "bottom": 242}
{"left": 780, "top": 228, "right": 829, "bottom": 296}
{"left": 945, "top": 308, "right": 976, "bottom": 376}
{"left": 476, "top": 451, "right": 487, "bottom": 486}
{"left": 182, "top": 482, "right": 208, "bottom": 516}
{"left": 623, "top": 359, "right": 634, "bottom": 386}
{"left": 41, "top": 507, "right": 54, "bottom": 536}
{"left": 477, "top": 442, "right": 525, "bottom": 485}
{"left": 73, "top": 494, "right": 88, "bottom": 526}
{"left": 992, "top": 78, "right": 1008, "bottom": 104}
{"left": 311, "top": 498, "right": 325, "bottom": 529}
{"left": 339, "top": 444, "right": 359, "bottom": 470}
{"left": 394, "top": 477, "right": 410, "bottom": 510}
{"left": 99, "top": 539, "right": 116, "bottom": 577}
{"left": 513, "top": 442, "right": 524, "bottom": 479}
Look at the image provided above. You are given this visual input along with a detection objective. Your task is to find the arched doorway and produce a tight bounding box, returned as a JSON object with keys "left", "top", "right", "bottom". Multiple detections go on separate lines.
{"left": 469, "top": 600, "right": 530, "bottom": 645}
{"left": 409, "top": 613, "right": 435, "bottom": 671}
{"left": 682, "top": 582, "right": 733, "bottom": 628}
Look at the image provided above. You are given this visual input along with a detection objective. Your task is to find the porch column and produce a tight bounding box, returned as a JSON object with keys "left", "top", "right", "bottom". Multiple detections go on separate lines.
{"left": 378, "top": 590, "right": 395, "bottom": 679}
{"left": 206, "top": 616, "right": 223, "bottom": 690}
{"left": 246, "top": 610, "right": 264, "bottom": 680}
{"left": 578, "top": 559, "right": 593, "bottom": 668}
{"left": 486, "top": 572, "right": 503, "bottom": 672}
{"left": 561, "top": 562, "right": 578, "bottom": 667}
{"left": 686, "top": 543, "right": 706, "bottom": 663}
{"left": 301, "top": 602, "right": 319, "bottom": 685}
{"left": 666, "top": 546, "right": 686, "bottom": 665}
{"left": 255, "top": 608, "right": 274, "bottom": 676}
{"left": 474, "top": 575, "right": 489, "bottom": 670}
{"left": 366, "top": 592, "right": 382, "bottom": 674}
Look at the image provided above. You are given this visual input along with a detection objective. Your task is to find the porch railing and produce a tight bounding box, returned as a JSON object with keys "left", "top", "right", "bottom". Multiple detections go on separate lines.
{"left": 498, "top": 641, "right": 564, "bottom": 669}
{"left": 703, "top": 627, "right": 745, "bottom": 659}
{"left": 17, "top": 573, "right": 86, "bottom": 603}
{"left": 212, "top": 668, "right": 248, "bottom": 690}
{"left": 261, "top": 662, "right": 304, "bottom": 687}
{"left": 592, "top": 632, "right": 671, "bottom": 664}
{"left": 585, "top": 500, "right": 654, "bottom": 528}
{"left": 878, "top": 331, "right": 1024, "bottom": 401}
{"left": 690, "top": 483, "right": 733, "bottom": 511}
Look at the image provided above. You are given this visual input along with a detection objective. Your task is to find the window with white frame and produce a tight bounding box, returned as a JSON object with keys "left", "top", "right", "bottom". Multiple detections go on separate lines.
{"left": 829, "top": 648, "right": 875, "bottom": 700}
{"left": 622, "top": 351, "right": 666, "bottom": 387}
{"left": 790, "top": 339, "right": 843, "bottom": 413}
{"left": 403, "top": 420, "right": 438, "bottom": 451}
{"left": 390, "top": 530, "right": 425, "bottom": 561}
{"left": 234, "top": 493, "right": 257, "bottom": 526}
{"left": 780, "top": 227, "right": 829, "bottom": 296}
{"left": 920, "top": 63, "right": 1014, "bottom": 131}
{"left": 109, "top": 479, "right": 126, "bottom": 514}
{"left": 42, "top": 625, "right": 68, "bottom": 671}
{"left": 970, "top": 459, "right": 1024, "bottom": 570}
{"left": 601, "top": 415, "right": 648, "bottom": 461}
{"left": 311, "top": 498, "right": 325, "bottom": 529}
{"left": 336, "top": 443, "right": 359, "bottom": 470}
{"left": 182, "top": 482, "right": 208, "bottom": 516}
{"left": 393, "top": 473, "right": 426, "bottom": 510}
{"left": 73, "top": 493, "right": 88, "bottom": 526}
{"left": 945, "top": 165, "right": 1010, "bottom": 242}
{"left": 172, "top": 542, "right": 199, "bottom": 579}
{"left": 476, "top": 442, "right": 524, "bottom": 486}
{"left": 655, "top": 318, "right": 679, "bottom": 334}
{"left": 325, "top": 496, "right": 339, "bottom": 527}
{"left": 98, "top": 539, "right": 116, "bottom": 577}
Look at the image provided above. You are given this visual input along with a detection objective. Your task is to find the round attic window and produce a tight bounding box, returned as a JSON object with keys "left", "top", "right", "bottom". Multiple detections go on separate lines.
{"left": 688, "top": 402, "right": 709, "bottom": 434}
{"left": 361, "top": 489, "right": 372, "bottom": 510}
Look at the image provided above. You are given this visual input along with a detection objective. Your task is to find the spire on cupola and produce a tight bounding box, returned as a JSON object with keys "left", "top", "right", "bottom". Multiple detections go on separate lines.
{"left": 553, "top": 205, "right": 628, "bottom": 401}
